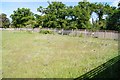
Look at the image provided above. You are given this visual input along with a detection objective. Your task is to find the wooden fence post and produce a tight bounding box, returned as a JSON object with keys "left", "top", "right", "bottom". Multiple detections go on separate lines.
{"left": 72, "top": 29, "right": 73, "bottom": 33}
{"left": 111, "top": 31, "right": 113, "bottom": 39}
{"left": 104, "top": 30, "right": 105, "bottom": 39}
{"left": 62, "top": 29, "right": 63, "bottom": 35}
{"left": 105, "top": 30, "right": 106, "bottom": 39}
{"left": 54, "top": 28, "right": 56, "bottom": 33}
{"left": 85, "top": 29, "right": 86, "bottom": 37}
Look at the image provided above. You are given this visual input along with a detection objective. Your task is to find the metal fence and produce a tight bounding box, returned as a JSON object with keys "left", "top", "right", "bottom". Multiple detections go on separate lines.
{"left": 0, "top": 28, "right": 119, "bottom": 40}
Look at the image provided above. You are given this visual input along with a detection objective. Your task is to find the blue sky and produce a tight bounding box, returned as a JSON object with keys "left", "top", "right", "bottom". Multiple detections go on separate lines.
{"left": 1, "top": 2, "right": 79, "bottom": 19}
{"left": 1, "top": 2, "right": 78, "bottom": 13}
{"left": 0, "top": 0, "right": 119, "bottom": 20}
{"left": 0, "top": 0, "right": 118, "bottom": 2}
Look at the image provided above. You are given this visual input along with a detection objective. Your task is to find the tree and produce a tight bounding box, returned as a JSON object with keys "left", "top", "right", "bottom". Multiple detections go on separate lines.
{"left": 25, "top": 20, "right": 37, "bottom": 28}
{"left": 37, "top": 1, "right": 68, "bottom": 29}
{"left": 89, "top": 2, "right": 115, "bottom": 30}
{"left": 73, "top": 2, "right": 91, "bottom": 29}
{"left": 0, "top": 13, "right": 10, "bottom": 28}
{"left": 10, "top": 8, "right": 34, "bottom": 28}
{"left": 118, "top": 1, "right": 120, "bottom": 9}
{"left": 36, "top": 1, "right": 119, "bottom": 31}
{"left": 106, "top": 3, "right": 120, "bottom": 31}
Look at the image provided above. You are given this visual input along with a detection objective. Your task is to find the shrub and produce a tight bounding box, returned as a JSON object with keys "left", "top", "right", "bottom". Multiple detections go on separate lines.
{"left": 78, "top": 33, "right": 83, "bottom": 37}
{"left": 39, "top": 29, "right": 54, "bottom": 34}
{"left": 27, "top": 30, "right": 32, "bottom": 34}
{"left": 39, "top": 26, "right": 42, "bottom": 29}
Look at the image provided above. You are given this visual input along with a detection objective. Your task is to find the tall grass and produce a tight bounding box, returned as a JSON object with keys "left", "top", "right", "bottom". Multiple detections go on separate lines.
{"left": 0, "top": 31, "right": 2, "bottom": 79}
{"left": 2, "top": 31, "right": 118, "bottom": 78}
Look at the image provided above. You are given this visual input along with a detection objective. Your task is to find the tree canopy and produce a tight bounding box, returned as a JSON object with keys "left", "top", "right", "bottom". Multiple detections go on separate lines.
{"left": 10, "top": 8, "right": 35, "bottom": 28}
{"left": 106, "top": 2, "right": 120, "bottom": 31}
{"left": 0, "top": 13, "right": 10, "bottom": 28}
{"left": 1, "top": 1, "right": 119, "bottom": 31}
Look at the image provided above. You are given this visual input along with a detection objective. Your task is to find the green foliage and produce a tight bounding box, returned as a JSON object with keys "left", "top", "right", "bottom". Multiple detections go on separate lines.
{"left": 69, "top": 21, "right": 78, "bottom": 29}
{"left": 107, "top": 10, "right": 120, "bottom": 30}
{"left": 106, "top": 7, "right": 120, "bottom": 31}
{"left": 25, "top": 20, "right": 37, "bottom": 28}
{"left": 37, "top": 2, "right": 67, "bottom": 29}
{"left": 6, "top": 1, "right": 119, "bottom": 31}
{"left": 91, "top": 19, "right": 106, "bottom": 31}
{"left": 39, "top": 29, "right": 54, "bottom": 34}
{"left": 0, "top": 13, "right": 10, "bottom": 28}
{"left": 78, "top": 33, "right": 83, "bottom": 37}
{"left": 39, "top": 26, "right": 42, "bottom": 29}
{"left": 27, "top": 30, "right": 33, "bottom": 34}
{"left": 10, "top": 8, "right": 34, "bottom": 28}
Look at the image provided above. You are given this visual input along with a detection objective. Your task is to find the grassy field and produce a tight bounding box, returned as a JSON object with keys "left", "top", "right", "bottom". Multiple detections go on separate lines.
{"left": 2, "top": 31, "right": 118, "bottom": 78}
{"left": 0, "top": 31, "right": 2, "bottom": 79}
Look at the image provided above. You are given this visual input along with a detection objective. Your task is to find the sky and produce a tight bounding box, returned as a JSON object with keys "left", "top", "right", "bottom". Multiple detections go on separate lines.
{"left": 0, "top": 0, "right": 119, "bottom": 20}
{"left": 0, "top": 0, "right": 119, "bottom": 2}
{"left": 0, "top": 2, "right": 79, "bottom": 19}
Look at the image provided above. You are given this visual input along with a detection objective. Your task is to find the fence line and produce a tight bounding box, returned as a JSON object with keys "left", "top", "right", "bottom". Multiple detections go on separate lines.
{"left": 0, "top": 28, "right": 119, "bottom": 40}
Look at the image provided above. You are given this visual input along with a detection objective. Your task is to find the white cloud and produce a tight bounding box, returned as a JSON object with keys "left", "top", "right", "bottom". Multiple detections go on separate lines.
{"left": 111, "top": 0, "right": 119, "bottom": 7}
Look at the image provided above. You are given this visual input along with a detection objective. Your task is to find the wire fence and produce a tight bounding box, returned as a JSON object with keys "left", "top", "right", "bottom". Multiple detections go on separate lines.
{"left": 0, "top": 28, "right": 119, "bottom": 40}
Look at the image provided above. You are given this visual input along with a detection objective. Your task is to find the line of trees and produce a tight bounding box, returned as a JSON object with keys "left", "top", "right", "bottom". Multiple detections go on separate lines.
{"left": 0, "top": 1, "right": 120, "bottom": 31}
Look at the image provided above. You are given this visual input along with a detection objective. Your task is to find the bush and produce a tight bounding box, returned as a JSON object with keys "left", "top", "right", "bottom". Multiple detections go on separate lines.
{"left": 27, "top": 30, "right": 32, "bottom": 34}
{"left": 39, "top": 29, "right": 54, "bottom": 34}
{"left": 78, "top": 33, "right": 83, "bottom": 37}
{"left": 39, "top": 26, "right": 42, "bottom": 29}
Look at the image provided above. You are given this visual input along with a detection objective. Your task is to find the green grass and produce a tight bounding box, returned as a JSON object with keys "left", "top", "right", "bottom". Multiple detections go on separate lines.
{"left": 0, "top": 31, "right": 2, "bottom": 79}
{"left": 2, "top": 31, "right": 118, "bottom": 78}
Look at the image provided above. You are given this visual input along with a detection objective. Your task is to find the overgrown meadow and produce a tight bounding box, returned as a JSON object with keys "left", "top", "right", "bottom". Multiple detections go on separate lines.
{"left": 2, "top": 31, "right": 118, "bottom": 78}
{"left": 0, "top": 31, "right": 2, "bottom": 79}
